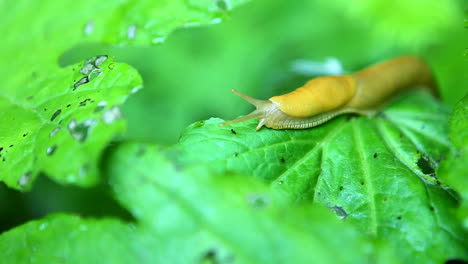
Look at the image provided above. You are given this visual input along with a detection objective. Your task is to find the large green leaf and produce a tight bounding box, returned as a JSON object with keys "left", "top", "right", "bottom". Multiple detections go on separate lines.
{"left": 0, "top": 143, "right": 394, "bottom": 263}
{"left": 170, "top": 91, "right": 468, "bottom": 263}
{"left": 439, "top": 93, "right": 468, "bottom": 230}
{"left": 0, "top": 0, "right": 249, "bottom": 189}
{"left": 0, "top": 57, "right": 140, "bottom": 189}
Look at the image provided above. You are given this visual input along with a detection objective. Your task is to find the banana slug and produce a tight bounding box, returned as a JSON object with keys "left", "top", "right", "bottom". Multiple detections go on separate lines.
{"left": 221, "top": 56, "right": 438, "bottom": 130}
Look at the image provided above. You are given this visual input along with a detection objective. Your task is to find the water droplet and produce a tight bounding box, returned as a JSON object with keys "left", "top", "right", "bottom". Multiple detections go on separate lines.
{"left": 80, "top": 63, "right": 94, "bottom": 75}
{"left": 73, "top": 76, "right": 89, "bottom": 90}
{"left": 39, "top": 222, "right": 48, "bottom": 230}
{"left": 50, "top": 109, "right": 62, "bottom": 121}
{"left": 246, "top": 193, "right": 270, "bottom": 209}
{"left": 84, "top": 20, "right": 94, "bottom": 35}
{"left": 18, "top": 172, "right": 31, "bottom": 187}
{"left": 78, "top": 165, "right": 88, "bottom": 178}
{"left": 184, "top": 21, "right": 201, "bottom": 28}
{"left": 46, "top": 145, "right": 57, "bottom": 156}
{"left": 102, "top": 106, "right": 122, "bottom": 124}
{"left": 127, "top": 25, "right": 137, "bottom": 39}
{"left": 68, "top": 119, "right": 97, "bottom": 142}
{"left": 88, "top": 68, "right": 102, "bottom": 81}
{"left": 131, "top": 86, "right": 142, "bottom": 94}
{"left": 95, "top": 55, "right": 108, "bottom": 67}
{"left": 151, "top": 36, "right": 166, "bottom": 44}
{"left": 210, "top": 18, "right": 222, "bottom": 24}
{"left": 97, "top": 101, "right": 107, "bottom": 107}
{"left": 278, "top": 181, "right": 284, "bottom": 185}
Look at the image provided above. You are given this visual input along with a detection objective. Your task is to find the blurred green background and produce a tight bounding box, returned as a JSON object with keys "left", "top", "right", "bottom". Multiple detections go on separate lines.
{"left": 1, "top": 0, "right": 467, "bottom": 232}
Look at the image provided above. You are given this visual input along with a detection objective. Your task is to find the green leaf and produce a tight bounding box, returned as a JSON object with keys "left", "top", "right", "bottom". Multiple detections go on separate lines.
{"left": 170, "top": 91, "right": 468, "bottom": 263}
{"left": 0, "top": 57, "right": 141, "bottom": 189}
{"left": 106, "top": 142, "right": 382, "bottom": 263}
{"left": 0, "top": 0, "right": 249, "bottom": 189}
{"left": 439, "top": 93, "right": 468, "bottom": 230}
{"left": 0, "top": 214, "right": 146, "bottom": 264}
{"left": 1, "top": 143, "right": 395, "bottom": 263}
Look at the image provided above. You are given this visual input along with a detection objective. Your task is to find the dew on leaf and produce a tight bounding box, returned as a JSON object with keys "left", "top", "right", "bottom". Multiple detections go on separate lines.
{"left": 102, "top": 106, "right": 122, "bottom": 124}
{"left": 84, "top": 20, "right": 94, "bottom": 35}
{"left": 78, "top": 165, "right": 88, "bottom": 178}
{"left": 68, "top": 119, "right": 97, "bottom": 142}
{"left": 49, "top": 127, "right": 61, "bottom": 138}
{"left": 233, "top": 152, "right": 238, "bottom": 157}
{"left": 278, "top": 181, "right": 284, "bottom": 185}
{"left": 18, "top": 172, "right": 31, "bottom": 187}
{"left": 46, "top": 145, "right": 57, "bottom": 156}
{"left": 95, "top": 55, "right": 108, "bottom": 66}
{"left": 80, "top": 63, "right": 95, "bottom": 75}
{"left": 151, "top": 36, "right": 166, "bottom": 44}
{"left": 50, "top": 109, "right": 62, "bottom": 121}
{"left": 73, "top": 76, "right": 89, "bottom": 90}
{"left": 131, "top": 86, "right": 142, "bottom": 94}
{"left": 127, "top": 25, "right": 137, "bottom": 39}
{"left": 246, "top": 193, "right": 270, "bottom": 209}
{"left": 39, "top": 222, "right": 48, "bottom": 231}
{"left": 329, "top": 206, "right": 348, "bottom": 219}
{"left": 211, "top": 18, "right": 222, "bottom": 24}
{"left": 88, "top": 69, "right": 103, "bottom": 81}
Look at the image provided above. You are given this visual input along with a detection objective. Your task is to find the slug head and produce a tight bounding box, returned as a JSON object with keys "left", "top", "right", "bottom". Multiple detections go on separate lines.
{"left": 220, "top": 89, "right": 279, "bottom": 130}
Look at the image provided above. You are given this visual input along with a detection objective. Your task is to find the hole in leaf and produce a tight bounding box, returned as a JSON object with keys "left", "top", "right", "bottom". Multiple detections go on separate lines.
{"left": 339, "top": 186, "right": 344, "bottom": 191}
{"left": 396, "top": 216, "right": 402, "bottom": 220}
{"left": 230, "top": 129, "right": 237, "bottom": 135}
{"left": 373, "top": 153, "right": 378, "bottom": 158}
{"left": 416, "top": 156, "right": 435, "bottom": 174}
{"left": 280, "top": 157, "right": 285, "bottom": 163}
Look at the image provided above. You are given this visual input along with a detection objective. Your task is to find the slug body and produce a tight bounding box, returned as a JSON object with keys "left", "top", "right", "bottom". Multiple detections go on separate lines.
{"left": 221, "top": 56, "right": 437, "bottom": 130}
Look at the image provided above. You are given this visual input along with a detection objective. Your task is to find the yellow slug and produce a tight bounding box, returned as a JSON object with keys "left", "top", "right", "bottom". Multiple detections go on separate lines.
{"left": 221, "top": 56, "right": 438, "bottom": 130}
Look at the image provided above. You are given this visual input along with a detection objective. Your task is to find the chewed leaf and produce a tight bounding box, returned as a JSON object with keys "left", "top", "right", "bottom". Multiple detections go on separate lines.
{"left": 170, "top": 91, "right": 468, "bottom": 263}
{"left": 0, "top": 57, "right": 141, "bottom": 189}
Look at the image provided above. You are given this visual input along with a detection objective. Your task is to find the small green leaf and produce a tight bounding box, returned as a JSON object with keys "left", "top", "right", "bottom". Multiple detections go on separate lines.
{"left": 439, "top": 93, "right": 468, "bottom": 230}
{"left": 171, "top": 91, "right": 468, "bottom": 263}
